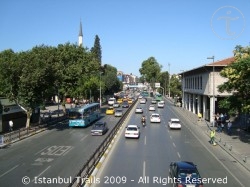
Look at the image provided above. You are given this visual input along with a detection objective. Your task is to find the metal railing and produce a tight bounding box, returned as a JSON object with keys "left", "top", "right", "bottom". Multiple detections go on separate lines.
{"left": 68, "top": 99, "right": 137, "bottom": 187}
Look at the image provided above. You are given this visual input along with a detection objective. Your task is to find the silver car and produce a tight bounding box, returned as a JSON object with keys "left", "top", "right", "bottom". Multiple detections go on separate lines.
{"left": 135, "top": 107, "right": 143, "bottom": 113}
{"left": 115, "top": 109, "right": 123, "bottom": 117}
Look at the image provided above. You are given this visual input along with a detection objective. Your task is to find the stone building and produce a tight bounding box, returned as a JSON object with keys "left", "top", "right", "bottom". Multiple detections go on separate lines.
{"left": 179, "top": 57, "right": 235, "bottom": 122}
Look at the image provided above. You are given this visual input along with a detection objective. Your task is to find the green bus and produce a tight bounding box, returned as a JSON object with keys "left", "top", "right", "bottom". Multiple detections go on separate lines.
{"left": 155, "top": 93, "right": 163, "bottom": 101}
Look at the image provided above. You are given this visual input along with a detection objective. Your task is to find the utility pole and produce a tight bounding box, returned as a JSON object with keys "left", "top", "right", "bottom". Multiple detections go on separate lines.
{"left": 168, "top": 63, "right": 171, "bottom": 98}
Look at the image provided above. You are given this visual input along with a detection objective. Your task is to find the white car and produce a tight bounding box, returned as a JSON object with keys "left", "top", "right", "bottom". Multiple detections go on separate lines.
{"left": 125, "top": 125, "right": 140, "bottom": 138}
{"left": 135, "top": 107, "right": 143, "bottom": 113}
{"left": 108, "top": 98, "right": 116, "bottom": 106}
{"left": 150, "top": 113, "right": 161, "bottom": 123}
{"left": 151, "top": 99, "right": 157, "bottom": 104}
{"left": 115, "top": 109, "right": 123, "bottom": 117}
{"left": 140, "top": 98, "right": 147, "bottom": 104}
{"left": 149, "top": 105, "right": 155, "bottom": 111}
{"left": 168, "top": 118, "right": 181, "bottom": 129}
{"left": 157, "top": 101, "right": 164, "bottom": 108}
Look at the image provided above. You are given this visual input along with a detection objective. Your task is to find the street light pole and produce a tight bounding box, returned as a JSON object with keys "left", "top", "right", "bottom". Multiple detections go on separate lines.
{"left": 180, "top": 70, "right": 185, "bottom": 109}
{"left": 207, "top": 56, "right": 215, "bottom": 126}
{"left": 168, "top": 63, "right": 171, "bottom": 98}
{"left": 99, "top": 72, "right": 102, "bottom": 107}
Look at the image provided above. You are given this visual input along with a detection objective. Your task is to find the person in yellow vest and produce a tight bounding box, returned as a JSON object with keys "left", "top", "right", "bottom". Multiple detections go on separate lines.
{"left": 198, "top": 113, "right": 202, "bottom": 121}
{"left": 210, "top": 130, "right": 216, "bottom": 145}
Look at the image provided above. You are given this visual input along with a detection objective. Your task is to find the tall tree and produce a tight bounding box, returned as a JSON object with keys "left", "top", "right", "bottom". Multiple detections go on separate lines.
{"left": 91, "top": 35, "right": 102, "bottom": 66}
{"left": 139, "top": 57, "right": 162, "bottom": 86}
{"left": 218, "top": 45, "right": 250, "bottom": 114}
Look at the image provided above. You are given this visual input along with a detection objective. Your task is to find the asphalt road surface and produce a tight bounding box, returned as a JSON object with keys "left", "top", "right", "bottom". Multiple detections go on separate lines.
{"left": 0, "top": 106, "right": 127, "bottom": 187}
{"left": 91, "top": 98, "right": 250, "bottom": 187}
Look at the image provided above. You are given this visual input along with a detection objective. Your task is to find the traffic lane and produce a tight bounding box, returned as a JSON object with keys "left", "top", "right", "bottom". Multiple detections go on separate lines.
{"left": 92, "top": 101, "right": 246, "bottom": 187}
{"left": 166, "top": 100, "right": 250, "bottom": 184}
{"left": 166, "top": 103, "right": 249, "bottom": 187}
{"left": 0, "top": 109, "right": 125, "bottom": 186}
{"left": 91, "top": 106, "right": 176, "bottom": 187}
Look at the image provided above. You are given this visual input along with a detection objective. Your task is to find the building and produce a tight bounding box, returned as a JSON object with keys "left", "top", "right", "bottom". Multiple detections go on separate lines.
{"left": 179, "top": 57, "right": 235, "bottom": 122}
{"left": 78, "top": 20, "right": 83, "bottom": 47}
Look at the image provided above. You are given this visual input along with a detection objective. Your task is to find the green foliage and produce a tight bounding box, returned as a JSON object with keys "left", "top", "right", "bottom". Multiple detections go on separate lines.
{"left": 90, "top": 35, "right": 102, "bottom": 66}
{"left": 139, "top": 57, "right": 162, "bottom": 82}
{"left": 218, "top": 45, "right": 250, "bottom": 114}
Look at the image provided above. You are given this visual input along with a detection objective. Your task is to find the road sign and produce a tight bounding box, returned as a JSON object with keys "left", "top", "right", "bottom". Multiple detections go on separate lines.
{"left": 155, "top": 83, "right": 160, "bottom": 88}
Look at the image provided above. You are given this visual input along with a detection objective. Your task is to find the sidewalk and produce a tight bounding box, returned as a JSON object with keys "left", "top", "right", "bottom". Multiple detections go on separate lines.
{"left": 167, "top": 98, "right": 250, "bottom": 173}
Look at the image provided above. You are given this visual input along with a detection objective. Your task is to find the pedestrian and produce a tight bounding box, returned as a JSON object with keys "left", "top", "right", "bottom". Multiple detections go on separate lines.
{"left": 227, "top": 120, "right": 232, "bottom": 135}
{"left": 9, "top": 120, "right": 13, "bottom": 132}
{"left": 210, "top": 130, "right": 216, "bottom": 145}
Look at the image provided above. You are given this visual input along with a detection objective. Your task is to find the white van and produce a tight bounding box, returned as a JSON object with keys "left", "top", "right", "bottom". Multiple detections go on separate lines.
{"left": 108, "top": 98, "right": 116, "bottom": 106}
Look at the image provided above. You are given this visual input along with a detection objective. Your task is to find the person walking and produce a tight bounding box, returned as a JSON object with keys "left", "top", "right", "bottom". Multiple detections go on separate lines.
{"left": 210, "top": 130, "right": 216, "bottom": 145}
{"left": 227, "top": 120, "right": 232, "bottom": 135}
{"left": 9, "top": 120, "right": 13, "bottom": 132}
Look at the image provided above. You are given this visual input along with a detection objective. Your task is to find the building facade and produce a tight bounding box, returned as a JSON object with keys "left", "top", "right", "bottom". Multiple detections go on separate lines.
{"left": 180, "top": 57, "right": 234, "bottom": 122}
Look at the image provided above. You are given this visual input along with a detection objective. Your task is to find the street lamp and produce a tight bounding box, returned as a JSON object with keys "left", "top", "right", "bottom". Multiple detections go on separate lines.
{"left": 207, "top": 56, "right": 215, "bottom": 126}
{"left": 99, "top": 72, "right": 102, "bottom": 107}
{"left": 168, "top": 63, "right": 171, "bottom": 97}
{"left": 180, "top": 70, "right": 185, "bottom": 109}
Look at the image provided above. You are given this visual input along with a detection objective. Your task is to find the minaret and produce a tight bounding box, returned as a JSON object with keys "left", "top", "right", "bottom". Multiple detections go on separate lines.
{"left": 78, "top": 20, "right": 83, "bottom": 47}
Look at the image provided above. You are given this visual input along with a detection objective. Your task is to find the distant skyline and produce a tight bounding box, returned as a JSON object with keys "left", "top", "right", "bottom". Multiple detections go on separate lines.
{"left": 0, "top": 0, "right": 249, "bottom": 76}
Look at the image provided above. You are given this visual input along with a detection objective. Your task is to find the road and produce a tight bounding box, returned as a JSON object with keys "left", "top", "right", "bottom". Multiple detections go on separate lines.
{"left": 91, "top": 98, "right": 250, "bottom": 187}
{"left": 0, "top": 106, "right": 126, "bottom": 187}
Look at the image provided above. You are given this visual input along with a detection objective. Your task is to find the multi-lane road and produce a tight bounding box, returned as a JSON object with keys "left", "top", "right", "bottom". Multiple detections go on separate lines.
{"left": 91, "top": 98, "right": 250, "bottom": 187}
{"left": 0, "top": 97, "right": 250, "bottom": 187}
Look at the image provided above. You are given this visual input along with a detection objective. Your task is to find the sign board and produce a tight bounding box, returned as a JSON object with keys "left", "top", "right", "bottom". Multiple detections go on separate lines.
{"left": 155, "top": 83, "right": 160, "bottom": 88}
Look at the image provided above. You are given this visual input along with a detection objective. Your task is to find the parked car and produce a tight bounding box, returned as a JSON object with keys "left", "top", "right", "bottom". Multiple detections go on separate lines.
{"left": 91, "top": 121, "right": 108, "bottom": 136}
{"left": 169, "top": 161, "right": 203, "bottom": 187}
{"left": 150, "top": 113, "right": 161, "bottom": 123}
{"left": 106, "top": 107, "right": 115, "bottom": 115}
{"left": 115, "top": 109, "right": 123, "bottom": 117}
{"left": 125, "top": 125, "right": 140, "bottom": 139}
{"left": 169, "top": 118, "right": 181, "bottom": 129}
{"left": 135, "top": 107, "right": 143, "bottom": 114}
{"left": 149, "top": 105, "right": 156, "bottom": 111}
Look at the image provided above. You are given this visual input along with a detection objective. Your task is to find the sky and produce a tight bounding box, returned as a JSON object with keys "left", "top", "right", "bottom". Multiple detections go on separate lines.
{"left": 0, "top": 0, "right": 249, "bottom": 76}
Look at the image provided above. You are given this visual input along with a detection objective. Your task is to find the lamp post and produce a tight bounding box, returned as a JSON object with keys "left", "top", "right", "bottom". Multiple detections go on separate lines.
{"left": 207, "top": 56, "right": 215, "bottom": 126}
{"left": 168, "top": 63, "right": 171, "bottom": 97}
{"left": 99, "top": 72, "right": 102, "bottom": 107}
{"left": 180, "top": 70, "right": 185, "bottom": 109}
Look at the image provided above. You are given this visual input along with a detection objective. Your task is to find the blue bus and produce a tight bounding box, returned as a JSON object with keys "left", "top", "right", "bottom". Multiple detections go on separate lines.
{"left": 68, "top": 103, "right": 101, "bottom": 127}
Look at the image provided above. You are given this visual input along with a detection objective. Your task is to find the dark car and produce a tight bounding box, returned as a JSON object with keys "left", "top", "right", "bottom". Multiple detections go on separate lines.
{"left": 169, "top": 161, "right": 203, "bottom": 187}
{"left": 91, "top": 121, "right": 108, "bottom": 136}
{"left": 122, "top": 101, "right": 129, "bottom": 108}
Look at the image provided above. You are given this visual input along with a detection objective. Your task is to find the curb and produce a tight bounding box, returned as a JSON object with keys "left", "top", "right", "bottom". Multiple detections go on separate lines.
{"left": 83, "top": 119, "right": 124, "bottom": 187}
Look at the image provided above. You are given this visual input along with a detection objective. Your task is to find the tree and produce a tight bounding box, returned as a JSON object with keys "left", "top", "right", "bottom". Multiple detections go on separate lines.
{"left": 0, "top": 45, "right": 57, "bottom": 127}
{"left": 139, "top": 57, "right": 162, "bottom": 89}
{"left": 91, "top": 35, "right": 102, "bottom": 66}
{"left": 218, "top": 45, "right": 250, "bottom": 114}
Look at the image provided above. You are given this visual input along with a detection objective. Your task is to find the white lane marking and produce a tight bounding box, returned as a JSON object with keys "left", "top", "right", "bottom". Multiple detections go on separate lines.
{"left": 170, "top": 135, "right": 172, "bottom": 139}
{"left": 173, "top": 142, "right": 176, "bottom": 148}
{"left": 144, "top": 136, "right": 146, "bottom": 145}
{"left": 143, "top": 161, "right": 146, "bottom": 178}
{"left": 80, "top": 135, "right": 88, "bottom": 142}
{"left": 32, "top": 166, "right": 51, "bottom": 182}
{"left": 35, "top": 146, "right": 49, "bottom": 155}
{"left": 0, "top": 165, "right": 19, "bottom": 178}
{"left": 177, "top": 152, "right": 181, "bottom": 158}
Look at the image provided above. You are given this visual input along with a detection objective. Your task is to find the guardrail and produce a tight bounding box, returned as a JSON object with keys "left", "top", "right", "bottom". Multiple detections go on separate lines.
{"left": 68, "top": 99, "right": 138, "bottom": 187}
{"left": 0, "top": 115, "right": 67, "bottom": 147}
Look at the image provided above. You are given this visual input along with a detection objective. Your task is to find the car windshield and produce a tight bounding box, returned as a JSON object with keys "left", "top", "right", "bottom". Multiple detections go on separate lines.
{"left": 93, "top": 123, "right": 104, "bottom": 127}
{"left": 178, "top": 169, "right": 199, "bottom": 178}
{"left": 127, "top": 127, "right": 138, "bottom": 131}
{"left": 172, "top": 121, "right": 180, "bottom": 124}
{"left": 152, "top": 115, "right": 159, "bottom": 118}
